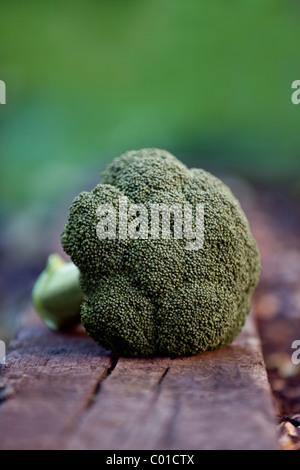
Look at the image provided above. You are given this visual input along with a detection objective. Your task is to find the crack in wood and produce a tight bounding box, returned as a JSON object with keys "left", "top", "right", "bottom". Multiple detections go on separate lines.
{"left": 157, "top": 366, "right": 170, "bottom": 386}
{"left": 57, "top": 354, "right": 119, "bottom": 445}
{"left": 85, "top": 354, "right": 119, "bottom": 410}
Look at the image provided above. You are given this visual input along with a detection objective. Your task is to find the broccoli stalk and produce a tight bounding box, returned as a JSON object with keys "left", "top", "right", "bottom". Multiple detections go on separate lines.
{"left": 32, "top": 254, "right": 83, "bottom": 331}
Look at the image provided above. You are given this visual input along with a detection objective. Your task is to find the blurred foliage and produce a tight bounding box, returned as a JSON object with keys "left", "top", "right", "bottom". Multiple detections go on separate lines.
{"left": 1, "top": 0, "right": 300, "bottom": 217}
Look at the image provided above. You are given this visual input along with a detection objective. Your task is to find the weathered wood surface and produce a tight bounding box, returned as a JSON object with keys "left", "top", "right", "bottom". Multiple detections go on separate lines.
{"left": 0, "top": 308, "right": 279, "bottom": 450}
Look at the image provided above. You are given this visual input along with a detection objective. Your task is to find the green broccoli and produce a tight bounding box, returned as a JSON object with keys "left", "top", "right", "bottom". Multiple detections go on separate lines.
{"left": 61, "top": 148, "right": 261, "bottom": 357}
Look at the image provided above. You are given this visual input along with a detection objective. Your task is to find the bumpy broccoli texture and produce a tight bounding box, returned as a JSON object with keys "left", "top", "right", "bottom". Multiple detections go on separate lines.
{"left": 61, "top": 148, "right": 261, "bottom": 357}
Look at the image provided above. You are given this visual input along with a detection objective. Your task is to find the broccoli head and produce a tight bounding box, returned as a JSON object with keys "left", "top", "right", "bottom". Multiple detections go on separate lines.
{"left": 61, "top": 148, "right": 261, "bottom": 357}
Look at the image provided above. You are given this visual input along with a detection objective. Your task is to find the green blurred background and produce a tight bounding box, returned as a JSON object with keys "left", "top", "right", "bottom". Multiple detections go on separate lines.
{"left": 1, "top": 0, "right": 300, "bottom": 340}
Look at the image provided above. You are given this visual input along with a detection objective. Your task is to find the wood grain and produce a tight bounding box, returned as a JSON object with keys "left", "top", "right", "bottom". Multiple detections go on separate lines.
{"left": 0, "top": 309, "right": 279, "bottom": 450}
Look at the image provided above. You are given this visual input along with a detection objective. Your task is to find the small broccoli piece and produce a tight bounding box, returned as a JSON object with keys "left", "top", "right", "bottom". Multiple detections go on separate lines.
{"left": 61, "top": 148, "right": 261, "bottom": 357}
{"left": 32, "top": 254, "right": 83, "bottom": 331}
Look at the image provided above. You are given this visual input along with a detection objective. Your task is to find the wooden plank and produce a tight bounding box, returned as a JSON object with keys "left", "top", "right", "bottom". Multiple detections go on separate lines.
{"left": 66, "top": 316, "right": 279, "bottom": 450}
{"left": 0, "top": 309, "right": 279, "bottom": 450}
{"left": 0, "top": 310, "right": 111, "bottom": 450}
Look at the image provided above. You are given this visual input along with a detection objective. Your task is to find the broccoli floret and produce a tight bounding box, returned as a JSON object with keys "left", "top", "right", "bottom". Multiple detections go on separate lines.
{"left": 61, "top": 148, "right": 261, "bottom": 357}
